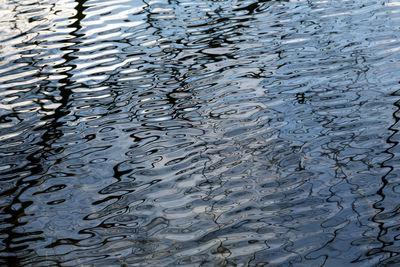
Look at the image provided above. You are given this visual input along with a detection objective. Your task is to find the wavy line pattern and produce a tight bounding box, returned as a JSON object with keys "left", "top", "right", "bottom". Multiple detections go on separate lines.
{"left": 1, "top": 0, "right": 400, "bottom": 265}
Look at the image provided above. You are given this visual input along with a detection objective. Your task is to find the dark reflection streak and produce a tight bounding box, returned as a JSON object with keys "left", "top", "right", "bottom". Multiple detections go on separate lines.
{"left": 139, "top": 0, "right": 191, "bottom": 122}
{"left": 232, "top": 0, "right": 275, "bottom": 14}
{"left": 39, "top": 0, "right": 88, "bottom": 145}
{"left": 371, "top": 86, "right": 400, "bottom": 257}
{"left": 1, "top": 0, "right": 88, "bottom": 264}
{"left": 0, "top": 3, "right": 47, "bottom": 264}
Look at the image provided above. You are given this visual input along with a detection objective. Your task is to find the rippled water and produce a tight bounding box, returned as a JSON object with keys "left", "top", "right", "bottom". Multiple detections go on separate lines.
{"left": 1, "top": 0, "right": 400, "bottom": 265}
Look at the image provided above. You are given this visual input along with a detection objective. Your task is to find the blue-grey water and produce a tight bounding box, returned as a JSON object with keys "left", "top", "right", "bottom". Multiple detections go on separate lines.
{"left": 1, "top": 0, "right": 400, "bottom": 266}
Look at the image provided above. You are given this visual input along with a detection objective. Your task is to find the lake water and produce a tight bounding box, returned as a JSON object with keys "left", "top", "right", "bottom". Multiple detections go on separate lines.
{"left": 1, "top": 0, "right": 400, "bottom": 266}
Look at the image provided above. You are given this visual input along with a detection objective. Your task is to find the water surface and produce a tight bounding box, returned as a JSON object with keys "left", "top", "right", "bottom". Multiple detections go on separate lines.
{"left": 1, "top": 0, "right": 400, "bottom": 266}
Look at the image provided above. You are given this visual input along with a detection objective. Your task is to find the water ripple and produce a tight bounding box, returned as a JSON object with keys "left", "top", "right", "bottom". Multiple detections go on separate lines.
{"left": 1, "top": 0, "right": 400, "bottom": 266}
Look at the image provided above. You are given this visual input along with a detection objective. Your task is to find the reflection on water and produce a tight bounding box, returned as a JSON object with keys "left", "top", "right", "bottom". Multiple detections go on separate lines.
{"left": 1, "top": 0, "right": 400, "bottom": 265}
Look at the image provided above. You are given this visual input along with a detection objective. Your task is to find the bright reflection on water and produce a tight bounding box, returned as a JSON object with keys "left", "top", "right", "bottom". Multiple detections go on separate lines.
{"left": 1, "top": 0, "right": 400, "bottom": 265}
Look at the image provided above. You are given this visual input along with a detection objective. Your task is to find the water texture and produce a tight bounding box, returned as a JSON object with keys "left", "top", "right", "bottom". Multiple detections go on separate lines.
{"left": 1, "top": 0, "right": 400, "bottom": 265}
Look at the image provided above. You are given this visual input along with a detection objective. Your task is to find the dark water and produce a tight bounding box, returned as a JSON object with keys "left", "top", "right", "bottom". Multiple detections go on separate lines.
{"left": 1, "top": 0, "right": 400, "bottom": 266}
